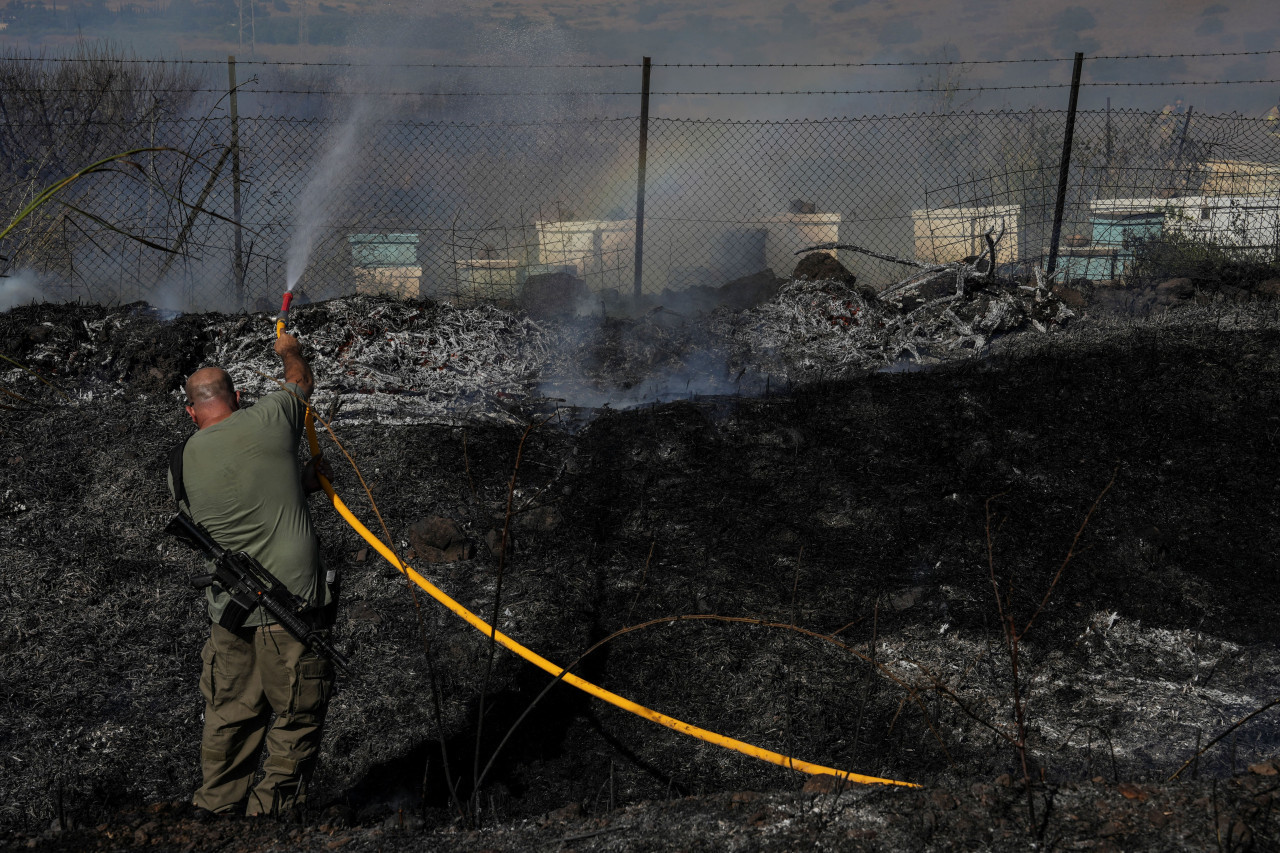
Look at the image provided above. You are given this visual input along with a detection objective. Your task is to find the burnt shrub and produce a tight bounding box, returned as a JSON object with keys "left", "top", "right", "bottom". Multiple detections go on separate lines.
{"left": 1125, "top": 231, "right": 1280, "bottom": 293}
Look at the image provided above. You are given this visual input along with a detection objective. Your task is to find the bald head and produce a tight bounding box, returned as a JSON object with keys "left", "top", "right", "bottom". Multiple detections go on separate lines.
{"left": 185, "top": 367, "right": 235, "bottom": 404}
{"left": 184, "top": 367, "right": 239, "bottom": 428}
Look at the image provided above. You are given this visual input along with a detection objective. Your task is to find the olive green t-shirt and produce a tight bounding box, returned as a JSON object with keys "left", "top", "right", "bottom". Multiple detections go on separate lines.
{"left": 170, "top": 383, "right": 324, "bottom": 627}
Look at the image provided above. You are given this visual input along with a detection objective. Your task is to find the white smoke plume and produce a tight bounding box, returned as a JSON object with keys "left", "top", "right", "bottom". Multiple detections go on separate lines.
{"left": 0, "top": 270, "right": 50, "bottom": 312}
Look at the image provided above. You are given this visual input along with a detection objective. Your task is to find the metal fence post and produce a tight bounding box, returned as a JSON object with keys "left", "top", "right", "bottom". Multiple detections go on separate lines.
{"left": 1169, "top": 105, "right": 1195, "bottom": 192}
{"left": 228, "top": 55, "right": 246, "bottom": 310}
{"left": 1046, "top": 51, "right": 1084, "bottom": 280}
{"left": 633, "top": 56, "right": 651, "bottom": 300}
{"left": 1105, "top": 96, "right": 1112, "bottom": 166}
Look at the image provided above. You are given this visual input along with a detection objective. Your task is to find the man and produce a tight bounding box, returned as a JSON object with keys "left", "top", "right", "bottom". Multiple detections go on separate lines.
{"left": 170, "top": 332, "right": 335, "bottom": 817}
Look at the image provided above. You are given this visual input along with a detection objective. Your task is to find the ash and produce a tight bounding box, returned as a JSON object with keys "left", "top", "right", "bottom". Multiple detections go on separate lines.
{"left": 172, "top": 272, "right": 1076, "bottom": 429}
{"left": 2, "top": 274, "right": 1279, "bottom": 852}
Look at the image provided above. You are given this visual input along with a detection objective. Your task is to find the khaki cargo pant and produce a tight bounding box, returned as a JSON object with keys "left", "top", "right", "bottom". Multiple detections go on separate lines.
{"left": 194, "top": 622, "right": 335, "bottom": 816}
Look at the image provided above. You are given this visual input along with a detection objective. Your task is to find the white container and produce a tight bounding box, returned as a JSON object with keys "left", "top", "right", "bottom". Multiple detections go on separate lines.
{"left": 353, "top": 266, "right": 422, "bottom": 299}
{"left": 1201, "top": 160, "right": 1280, "bottom": 196}
{"left": 912, "top": 205, "right": 1020, "bottom": 265}
{"left": 762, "top": 213, "right": 841, "bottom": 277}
{"left": 1092, "top": 195, "right": 1280, "bottom": 257}
{"left": 535, "top": 219, "right": 636, "bottom": 290}
{"left": 454, "top": 259, "right": 523, "bottom": 301}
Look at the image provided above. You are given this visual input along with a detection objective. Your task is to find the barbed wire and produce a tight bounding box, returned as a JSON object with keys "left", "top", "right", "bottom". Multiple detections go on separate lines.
{"left": 649, "top": 80, "right": 1280, "bottom": 94}
{"left": 1, "top": 49, "right": 1278, "bottom": 69}
{"left": 0, "top": 115, "right": 641, "bottom": 128}
{"left": 0, "top": 57, "right": 641, "bottom": 68}
{"left": 10, "top": 78, "right": 1275, "bottom": 98}
{"left": 658, "top": 51, "right": 1280, "bottom": 67}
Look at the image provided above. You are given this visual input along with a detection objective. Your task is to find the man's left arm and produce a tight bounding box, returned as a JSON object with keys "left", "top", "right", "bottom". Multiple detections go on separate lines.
{"left": 274, "top": 332, "right": 314, "bottom": 399}
{"left": 301, "top": 454, "right": 333, "bottom": 494}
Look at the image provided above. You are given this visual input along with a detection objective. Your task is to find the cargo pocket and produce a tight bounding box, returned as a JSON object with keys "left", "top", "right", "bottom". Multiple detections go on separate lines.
{"left": 289, "top": 655, "right": 334, "bottom": 719}
{"left": 199, "top": 639, "right": 217, "bottom": 706}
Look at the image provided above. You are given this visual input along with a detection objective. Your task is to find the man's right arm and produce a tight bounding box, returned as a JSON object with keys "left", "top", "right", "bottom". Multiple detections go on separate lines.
{"left": 274, "top": 332, "right": 315, "bottom": 399}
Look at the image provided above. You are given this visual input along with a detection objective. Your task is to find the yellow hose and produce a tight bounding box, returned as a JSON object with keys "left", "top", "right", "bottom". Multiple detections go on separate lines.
{"left": 284, "top": 321, "right": 919, "bottom": 789}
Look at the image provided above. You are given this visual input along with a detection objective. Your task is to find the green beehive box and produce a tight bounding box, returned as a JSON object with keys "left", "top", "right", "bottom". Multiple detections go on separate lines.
{"left": 349, "top": 233, "right": 419, "bottom": 267}
{"left": 1091, "top": 213, "right": 1164, "bottom": 249}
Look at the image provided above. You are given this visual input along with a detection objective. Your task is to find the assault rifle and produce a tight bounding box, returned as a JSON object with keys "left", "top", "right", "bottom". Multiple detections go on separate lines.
{"left": 165, "top": 512, "right": 350, "bottom": 673}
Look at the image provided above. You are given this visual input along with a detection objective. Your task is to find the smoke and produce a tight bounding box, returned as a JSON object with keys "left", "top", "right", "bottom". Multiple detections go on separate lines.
{"left": 0, "top": 270, "right": 51, "bottom": 312}
{"left": 144, "top": 246, "right": 238, "bottom": 314}
{"left": 539, "top": 345, "right": 757, "bottom": 412}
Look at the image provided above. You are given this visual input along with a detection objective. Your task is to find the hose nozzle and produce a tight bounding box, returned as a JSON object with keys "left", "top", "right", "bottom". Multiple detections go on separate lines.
{"left": 275, "top": 291, "right": 294, "bottom": 338}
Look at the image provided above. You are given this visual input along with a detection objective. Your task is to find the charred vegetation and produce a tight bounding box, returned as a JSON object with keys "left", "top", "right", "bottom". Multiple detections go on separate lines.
{"left": 1, "top": 282, "right": 1279, "bottom": 851}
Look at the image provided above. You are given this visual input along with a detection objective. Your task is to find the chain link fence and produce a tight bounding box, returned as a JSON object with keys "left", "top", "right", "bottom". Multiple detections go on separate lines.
{"left": 2, "top": 60, "right": 1278, "bottom": 312}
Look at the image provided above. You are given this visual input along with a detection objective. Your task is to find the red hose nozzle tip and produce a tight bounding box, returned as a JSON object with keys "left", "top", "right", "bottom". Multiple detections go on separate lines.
{"left": 280, "top": 291, "right": 294, "bottom": 314}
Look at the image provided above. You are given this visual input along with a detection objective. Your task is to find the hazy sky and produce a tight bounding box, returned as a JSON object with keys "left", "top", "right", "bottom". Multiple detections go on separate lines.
{"left": 469, "top": 0, "right": 1277, "bottom": 63}
{"left": 5, "top": 0, "right": 1279, "bottom": 114}
{"left": 402, "top": 0, "right": 1280, "bottom": 115}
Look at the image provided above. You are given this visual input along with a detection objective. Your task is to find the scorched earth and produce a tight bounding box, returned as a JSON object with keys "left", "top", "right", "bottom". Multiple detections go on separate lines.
{"left": 1, "top": 270, "right": 1278, "bottom": 852}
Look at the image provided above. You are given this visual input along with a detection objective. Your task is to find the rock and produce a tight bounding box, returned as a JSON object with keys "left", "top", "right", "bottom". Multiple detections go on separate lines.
{"left": 345, "top": 602, "right": 382, "bottom": 625}
{"left": 1248, "top": 759, "right": 1279, "bottom": 776}
{"left": 321, "top": 804, "right": 356, "bottom": 828}
{"left": 1255, "top": 278, "right": 1280, "bottom": 298}
{"left": 1051, "top": 284, "right": 1088, "bottom": 310}
{"left": 1154, "top": 277, "right": 1194, "bottom": 304}
{"left": 716, "top": 270, "right": 785, "bottom": 310}
{"left": 1217, "top": 816, "right": 1252, "bottom": 847}
{"left": 1117, "top": 782, "right": 1148, "bottom": 801}
{"left": 1219, "top": 284, "right": 1249, "bottom": 303}
{"left": 413, "top": 542, "right": 475, "bottom": 564}
{"left": 769, "top": 524, "right": 801, "bottom": 546}
{"left": 25, "top": 324, "right": 53, "bottom": 344}
{"left": 407, "top": 516, "right": 474, "bottom": 563}
{"left": 407, "top": 516, "right": 466, "bottom": 551}
{"left": 443, "top": 542, "right": 475, "bottom": 562}
{"left": 889, "top": 586, "right": 925, "bottom": 612}
{"left": 792, "top": 252, "right": 856, "bottom": 286}
{"left": 545, "top": 801, "right": 583, "bottom": 823}
{"left": 801, "top": 774, "right": 851, "bottom": 794}
{"left": 520, "top": 272, "right": 590, "bottom": 319}
{"left": 1090, "top": 284, "right": 1135, "bottom": 313}
{"left": 485, "top": 528, "right": 512, "bottom": 559}
{"left": 517, "top": 505, "right": 563, "bottom": 532}
{"left": 930, "top": 790, "right": 958, "bottom": 810}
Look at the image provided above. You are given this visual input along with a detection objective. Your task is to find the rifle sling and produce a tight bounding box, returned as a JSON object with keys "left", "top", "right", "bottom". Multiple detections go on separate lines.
{"left": 169, "top": 435, "right": 329, "bottom": 623}
{"left": 168, "top": 436, "right": 191, "bottom": 509}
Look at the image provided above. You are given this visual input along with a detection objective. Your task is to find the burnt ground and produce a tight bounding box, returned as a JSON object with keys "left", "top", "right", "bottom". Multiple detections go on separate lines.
{"left": 1, "top": 283, "right": 1279, "bottom": 851}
